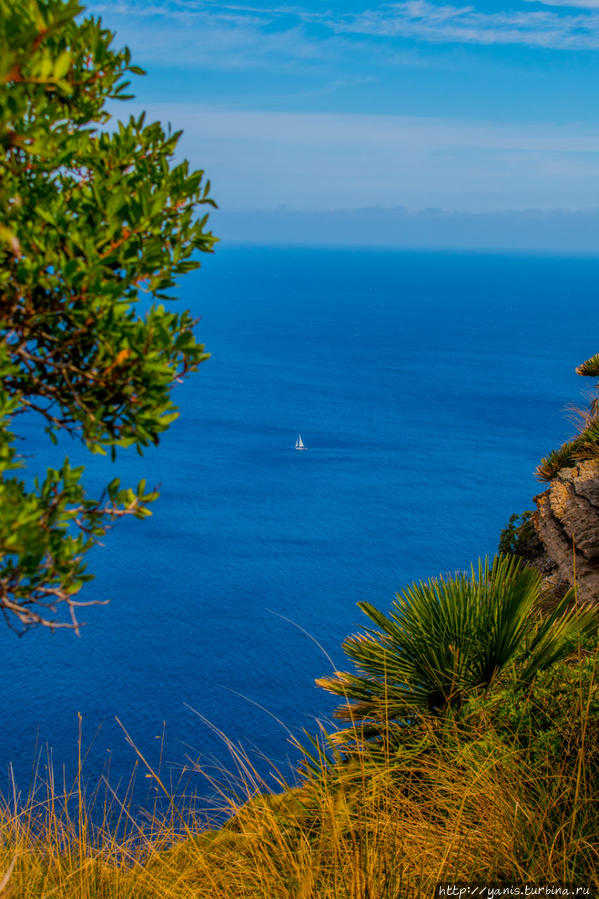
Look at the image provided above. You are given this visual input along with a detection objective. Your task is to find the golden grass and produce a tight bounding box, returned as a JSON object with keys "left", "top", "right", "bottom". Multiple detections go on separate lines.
{"left": 0, "top": 655, "right": 597, "bottom": 898}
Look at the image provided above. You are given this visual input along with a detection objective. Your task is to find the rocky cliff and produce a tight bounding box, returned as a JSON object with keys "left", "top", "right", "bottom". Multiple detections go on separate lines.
{"left": 533, "top": 459, "right": 599, "bottom": 602}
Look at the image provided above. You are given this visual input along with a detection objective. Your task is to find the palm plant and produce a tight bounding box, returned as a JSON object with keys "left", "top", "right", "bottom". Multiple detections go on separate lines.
{"left": 317, "top": 555, "right": 599, "bottom": 739}
{"left": 537, "top": 418, "right": 599, "bottom": 481}
{"left": 536, "top": 350, "right": 599, "bottom": 480}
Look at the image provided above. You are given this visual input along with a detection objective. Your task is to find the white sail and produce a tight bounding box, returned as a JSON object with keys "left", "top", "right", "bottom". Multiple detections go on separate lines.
{"left": 295, "top": 433, "right": 306, "bottom": 450}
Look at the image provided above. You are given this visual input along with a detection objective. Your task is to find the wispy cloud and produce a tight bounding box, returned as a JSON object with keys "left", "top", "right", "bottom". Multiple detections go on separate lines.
{"left": 88, "top": 0, "right": 599, "bottom": 60}
{"left": 525, "top": 0, "right": 599, "bottom": 8}
{"left": 85, "top": 3, "right": 599, "bottom": 218}
{"left": 90, "top": 3, "right": 327, "bottom": 69}
{"left": 157, "top": 105, "right": 599, "bottom": 153}
{"left": 326, "top": 1, "right": 599, "bottom": 50}
{"left": 124, "top": 103, "right": 599, "bottom": 211}
{"left": 87, "top": 0, "right": 354, "bottom": 69}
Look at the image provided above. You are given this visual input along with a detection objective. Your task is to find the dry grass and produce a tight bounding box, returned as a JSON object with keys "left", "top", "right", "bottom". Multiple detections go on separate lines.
{"left": 0, "top": 663, "right": 596, "bottom": 899}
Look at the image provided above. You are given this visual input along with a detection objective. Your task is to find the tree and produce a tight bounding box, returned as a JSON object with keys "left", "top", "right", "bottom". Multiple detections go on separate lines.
{"left": 0, "top": 0, "right": 216, "bottom": 633}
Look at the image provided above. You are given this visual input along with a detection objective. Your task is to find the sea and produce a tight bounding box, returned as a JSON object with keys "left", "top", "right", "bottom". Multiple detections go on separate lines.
{"left": 1, "top": 246, "right": 597, "bottom": 816}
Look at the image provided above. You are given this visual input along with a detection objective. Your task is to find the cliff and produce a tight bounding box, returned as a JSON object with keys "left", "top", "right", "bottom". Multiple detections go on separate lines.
{"left": 533, "top": 459, "right": 599, "bottom": 602}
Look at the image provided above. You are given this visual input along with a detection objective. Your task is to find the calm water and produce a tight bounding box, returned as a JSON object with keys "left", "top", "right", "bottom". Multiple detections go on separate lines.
{"left": 2, "top": 246, "right": 597, "bottom": 811}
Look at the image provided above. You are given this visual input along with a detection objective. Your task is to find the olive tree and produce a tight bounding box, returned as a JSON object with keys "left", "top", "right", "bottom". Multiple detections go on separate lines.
{"left": 0, "top": 0, "right": 216, "bottom": 633}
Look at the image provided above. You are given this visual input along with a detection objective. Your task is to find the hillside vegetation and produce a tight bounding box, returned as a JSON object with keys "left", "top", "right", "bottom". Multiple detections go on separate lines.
{"left": 0, "top": 562, "right": 597, "bottom": 897}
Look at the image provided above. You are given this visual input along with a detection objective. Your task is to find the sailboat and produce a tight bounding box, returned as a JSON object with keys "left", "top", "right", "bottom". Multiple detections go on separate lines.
{"left": 295, "top": 433, "right": 307, "bottom": 451}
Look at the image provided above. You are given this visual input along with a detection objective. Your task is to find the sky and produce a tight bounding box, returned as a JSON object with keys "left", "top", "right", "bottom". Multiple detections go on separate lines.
{"left": 87, "top": 0, "right": 599, "bottom": 247}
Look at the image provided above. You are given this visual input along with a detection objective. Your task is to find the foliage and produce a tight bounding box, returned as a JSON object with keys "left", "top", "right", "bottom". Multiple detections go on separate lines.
{"left": 0, "top": 0, "right": 216, "bottom": 632}
{"left": 576, "top": 352, "right": 599, "bottom": 379}
{"left": 537, "top": 353, "right": 599, "bottom": 480}
{"left": 461, "top": 642, "right": 599, "bottom": 772}
{"left": 1, "top": 650, "right": 597, "bottom": 895}
{"left": 316, "top": 555, "right": 599, "bottom": 741}
{"left": 498, "top": 510, "right": 539, "bottom": 558}
{"left": 537, "top": 419, "right": 599, "bottom": 482}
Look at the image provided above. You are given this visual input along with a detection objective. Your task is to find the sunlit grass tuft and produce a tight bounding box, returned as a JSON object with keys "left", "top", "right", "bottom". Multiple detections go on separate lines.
{"left": 0, "top": 645, "right": 597, "bottom": 898}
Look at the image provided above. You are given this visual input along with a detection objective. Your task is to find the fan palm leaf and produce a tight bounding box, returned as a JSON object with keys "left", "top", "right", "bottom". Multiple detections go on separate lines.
{"left": 317, "top": 555, "right": 599, "bottom": 736}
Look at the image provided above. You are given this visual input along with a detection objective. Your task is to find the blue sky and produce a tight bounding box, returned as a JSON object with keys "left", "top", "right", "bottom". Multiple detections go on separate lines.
{"left": 87, "top": 0, "right": 599, "bottom": 244}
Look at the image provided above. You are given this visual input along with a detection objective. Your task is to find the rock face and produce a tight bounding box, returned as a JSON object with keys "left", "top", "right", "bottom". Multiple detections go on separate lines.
{"left": 533, "top": 460, "right": 599, "bottom": 603}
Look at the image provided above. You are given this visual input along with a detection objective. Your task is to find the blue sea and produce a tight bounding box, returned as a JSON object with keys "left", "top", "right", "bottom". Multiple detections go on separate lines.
{"left": 2, "top": 246, "right": 598, "bottom": 813}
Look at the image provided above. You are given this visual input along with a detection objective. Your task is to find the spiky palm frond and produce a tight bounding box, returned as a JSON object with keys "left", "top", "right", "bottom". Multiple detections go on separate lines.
{"left": 519, "top": 589, "right": 599, "bottom": 684}
{"left": 537, "top": 352, "right": 599, "bottom": 480}
{"left": 537, "top": 419, "right": 599, "bottom": 481}
{"left": 318, "top": 555, "right": 599, "bottom": 736}
{"left": 576, "top": 353, "right": 599, "bottom": 378}
{"left": 537, "top": 438, "right": 581, "bottom": 481}
{"left": 576, "top": 417, "right": 599, "bottom": 457}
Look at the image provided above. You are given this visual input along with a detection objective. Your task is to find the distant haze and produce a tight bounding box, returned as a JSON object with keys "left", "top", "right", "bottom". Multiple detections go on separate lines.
{"left": 215, "top": 207, "right": 599, "bottom": 253}
{"left": 89, "top": 0, "right": 599, "bottom": 251}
